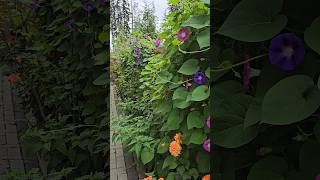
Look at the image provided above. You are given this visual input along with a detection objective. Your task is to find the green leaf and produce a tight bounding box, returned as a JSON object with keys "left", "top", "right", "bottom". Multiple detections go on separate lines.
{"left": 134, "top": 144, "right": 142, "bottom": 158}
{"left": 262, "top": 75, "right": 320, "bottom": 125}
{"left": 217, "top": 0, "right": 287, "bottom": 42}
{"left": 196, "top": 152, "right": 210, "bottom": 173}
{"left": 244, "top": 98, "right": 262, "bottom": 128}
{"left": 189, "top": 168, "right": 199, "bottom": 179}
{"left": 173, "top": 99, "right": 191, "bottom": 109}
{"left": 165, "top": 109, "right": 183, "bottom": 130}
{"left": 94, "top": 51, "right": 107, "bottom": 65}
{"left": 169, "top": 0, "right": 179, "bottom": 5}
{"left": 247, "top": 156, "right": 288, "bottom": 180}
{"left": 141, "top": 147, "right": 154, "bottom": 165}
{"left": 98, "top": 31, "right": 108, "bottom": 42}
{"left": 167, "top": 172, "right": 176, "bottom": 180}
{"left": 181, "top": 15, "right": 210, "bottom": 29}
{"left": 93, "top": 73, "right": 108, "bottom": 86}
{"left": 189, "top": 129, "right": 206, "bottom": 144}
{"left": 221, "top": 48, "right": 235, "bottom": 63}
{"left": 213, "top": 115, "right": 258, "bottom": 148}
{"left": 200, "top": 0, "right": 210, "bottom": 4}
{"left": 197, "top": 28, "right": 210, "bottom": 49}
{"left": 155, "top": 101, "right": 172, "bottom": 114}
{"left": 178, "top": 59, "right": 199, "bottom": 75}
{"left": 305, "top": 16, "right": 320, "bottom": 55}
{"left": 314, "top": 121, "right": 320, "bottom": 143}
{"left": 187, "top": 111, "right": 204, "bottom": 129}
{"left": 205, "top": 68, "right": 210, "bottom": 78}
{"left": 173, "top": 87, "right": 188, "bottom": 100}
{"left": 299, "top": 140, "right": 320, "bottom": 176}
{"left": 191, "top": 85, "right": 210, "bottom": 101}
{"left": 162, "top": 156, "right": 178, "bottom": 170}
{"left": 156, "top": 71, "right": 173, "bottom": 84}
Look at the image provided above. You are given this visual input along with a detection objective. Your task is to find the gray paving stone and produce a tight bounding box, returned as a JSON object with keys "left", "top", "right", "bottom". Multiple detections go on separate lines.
{"left": 0, "top": 136, "right": 6, "bottom": 145}
{"left": 6, "top": 133, "right": 18, "bottom": 145}
{"left": 118, "top": 173, "right": 128, "bottom": 180}
{"left": 5, "top": 124, "right": 17, "bottom": 133}
{"left": 9, "top": 160, "right": 24, "bottom": 171}
{"left": 7, "top": 148, "right": 21, "bottom": 160}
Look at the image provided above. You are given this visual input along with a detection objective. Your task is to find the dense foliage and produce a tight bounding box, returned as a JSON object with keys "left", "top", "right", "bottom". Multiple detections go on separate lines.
{"left": 0, "top": 0, "right": 108, "bottom": 179}
{"left": 112, "top": 0, "right": 210, "bottom": 179}
{"left": 213, "top": 0, "right": 320, "bottom": 179}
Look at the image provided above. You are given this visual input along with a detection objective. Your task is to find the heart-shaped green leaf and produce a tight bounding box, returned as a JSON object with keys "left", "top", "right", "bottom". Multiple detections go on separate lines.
{"left": 244, "top": 98, "right": 262, "bottom": 129}
{"left": 182, "top": 15, "right": 210, "bottom": 29}
{"left": 305, "top": 16, "right": 320, "bottom": 55}
{"left": 178, "top": 59, "right": 199, "bottom": 75}
{"left": 262, "top": 75, "right": 320, "bottom": 125}
{"left": 191, "top": 85, "right": 210, "bottom": 101}
{"left": 163, "top": 156, "right": 178, "bottom": 170}
{"left": 189, "top": 130, "right": 206, "bottom": 145}
{"left": 197, "top": 28, "right": 210, "bottom": 49}
{"left": 213, "top": 115, "right": 258, "bottom": 148}
{"left": 218, "top": 0, "right": 287, "bottom": 42}
{"left": 141, "top": 147, "right": 154, "bottom": 165}
{"left": 187, "top": 111, "right": 204, "bottom": 129}
{"left": 247, "top": 156, "right": 288, "bottom": 180}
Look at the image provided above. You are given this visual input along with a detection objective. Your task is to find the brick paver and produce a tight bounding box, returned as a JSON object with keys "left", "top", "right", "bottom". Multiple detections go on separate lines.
{"left": 0, "top": 68, "right": 38, "bottom": 174}
{"left": 110, "top": 83, "right": 129, "bottom": 180}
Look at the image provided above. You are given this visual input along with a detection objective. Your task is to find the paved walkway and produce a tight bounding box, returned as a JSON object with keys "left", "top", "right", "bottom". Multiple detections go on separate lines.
{"left": 110, "top": 83, "right": 129, "bottom": 180}
{"left": 0, "top": 68, "right": 38, "bottom": 174}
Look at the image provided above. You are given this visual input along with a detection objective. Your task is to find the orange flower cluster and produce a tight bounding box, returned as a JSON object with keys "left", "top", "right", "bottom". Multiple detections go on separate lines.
{"left": 174, "top": 133, "right": 182, "bottom": 144}
{"left": 202, "top": 174, "right": 210, "bottom": 180}
{"left": 143, "top": 176, "right": 152, "bottom": 180}
{"left": 7, "top": 73, "right": 21, "bottom": 84}
{"left": 143, "top": 177, "right": 164, "bottom": 180}
{"left": 169, "top": 141, "right": 181, "bottom": 157}
{"left": 169, "top": 133, "right": 183, "bottom": 157}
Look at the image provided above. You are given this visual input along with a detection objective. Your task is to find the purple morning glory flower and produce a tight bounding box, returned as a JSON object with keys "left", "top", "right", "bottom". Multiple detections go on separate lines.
{"left": 84, "top": 2, "right": 95, "bottom": 12}
{"left": 203, "top": 139, "right": 210, "bottom": 152}
{"left": 315, "top": 175, "right": 320, "bottom": 180}
{"left": 29, "top": 1, "right": 39, "bottom": 12}
{"left": 154, "top": 38, "right": 161, "bottom": 47}
{"left": 207, "top": 116, "right": 211, "bottom": 128}
{"left": 134, "top": 47, "right": 140, "bottom": 54}
{"left": 177, "top": 27, "right": 190, "bottom": 42}
{"left": 64, "top": 20, "right": 72, "bottom": 28}
{"left": 268, "top": 33, "right": 305, "bottom": 71}
{"left": 193, "top": 71, "right": 206, "bottom": 85}
{"left": 134, "top": 55, "right": 140, "bottom": 60}
{"left": 144, "top": 35, "right": 149, "bottom": 39}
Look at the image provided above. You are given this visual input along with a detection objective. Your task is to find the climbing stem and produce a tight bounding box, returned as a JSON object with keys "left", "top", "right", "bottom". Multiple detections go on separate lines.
{"left": 178, "top": 45, "right": 210, "bottom": 54}
{"left": 212, "top": 54, "right": 268, "bottom": 72}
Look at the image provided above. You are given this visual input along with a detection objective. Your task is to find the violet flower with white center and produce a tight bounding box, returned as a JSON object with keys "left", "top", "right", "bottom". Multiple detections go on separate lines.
{"left": 84, "top": 2, "right": 95, "bottom": 12}
{"left": 203, "top": 139, "right": 210, "bottom": 152}
{"left": 154, "top": 38, "right": 161, "bottom": 47}
{"left": 193, "top": 71, "right": 206, "bottom": 85}
{"left": 268, "top": 33, "right": 305, "bottom": 71}
{"left": 207, "top": 116, "right": 211, "bottom": 128}
{"left": 177, "top": 27, "right": 190, "bottom": 42}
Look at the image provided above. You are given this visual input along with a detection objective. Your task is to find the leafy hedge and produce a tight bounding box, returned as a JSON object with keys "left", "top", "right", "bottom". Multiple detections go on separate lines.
{"left": 0, "top": 0, "right": 108, "bottom": 179}
{"left": 213, "top": 0, "right": 320, "bottom": 179}
{"left": 112, "top": 0, "right": 210, "bottom": 179}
